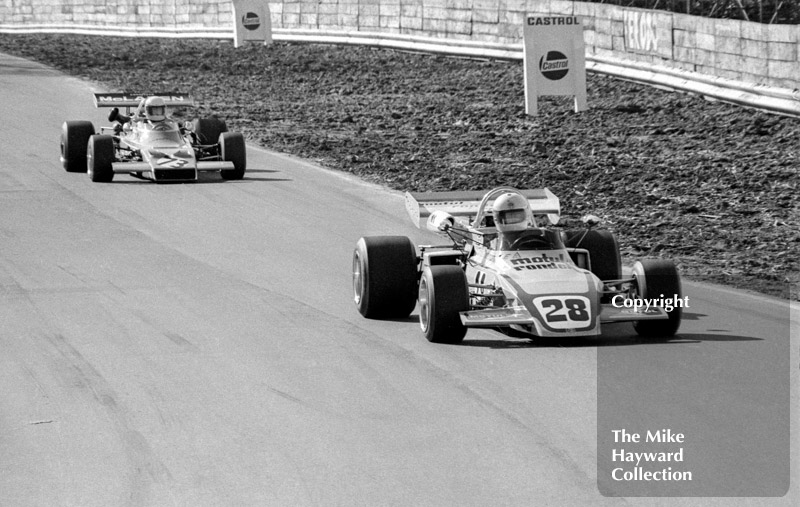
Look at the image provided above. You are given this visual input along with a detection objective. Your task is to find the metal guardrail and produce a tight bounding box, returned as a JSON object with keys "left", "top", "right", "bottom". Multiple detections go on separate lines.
{"left": 1, "top": 23, "right": 798, "bottom": 117}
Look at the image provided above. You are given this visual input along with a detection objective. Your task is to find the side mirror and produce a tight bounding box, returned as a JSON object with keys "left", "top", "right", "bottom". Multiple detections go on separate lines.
{"left": 581, "top": 214, "right": 602, "bottom": 227}
{"left": 426, "top": 210, "right": 455, "bottom": 233}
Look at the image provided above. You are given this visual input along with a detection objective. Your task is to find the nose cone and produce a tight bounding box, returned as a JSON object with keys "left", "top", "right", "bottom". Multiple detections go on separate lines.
{"left": 514, "top": 267, "right": 592, "bottom": 295}
{"left": 146, "top": 148, "right": 195, "bottom": 170}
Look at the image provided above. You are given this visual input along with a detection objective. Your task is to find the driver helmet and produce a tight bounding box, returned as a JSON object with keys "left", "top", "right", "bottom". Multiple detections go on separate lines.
{"left": 144, "top": 96, "right": 166, "bottom": 122}
{"left": 492, "top": 192, "right": 532, "bottom": 233}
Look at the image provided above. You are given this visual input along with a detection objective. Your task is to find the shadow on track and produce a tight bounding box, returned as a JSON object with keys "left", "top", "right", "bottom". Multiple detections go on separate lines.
{"left": 373, "top": 311, "right": 759, "bottom": 349}
{"left": 460, "top": 329, "right": 763, "bottom": 349}
{"left": 88, "top": 167, "right": 293, "bottom": 184}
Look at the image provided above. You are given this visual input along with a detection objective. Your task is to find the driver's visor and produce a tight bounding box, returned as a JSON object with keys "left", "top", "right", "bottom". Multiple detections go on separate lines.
{"left": 497, "top": 209, "right": 526, "bottom": 225}
{"left": 147, "top": 106, "right": 165, "bottom": 117}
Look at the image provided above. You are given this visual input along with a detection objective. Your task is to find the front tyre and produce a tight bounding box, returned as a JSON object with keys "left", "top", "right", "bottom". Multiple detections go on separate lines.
{"left": 632, "top": 259, "right": 682, "bottom": 338}
{"left": 419, "top": 265, "right": 468, "bottom": 344}
{"left": 220, "top": 132, "right": 246, "bottom": 180}
{"left": 87, "top": 135, "right": 115, "bottom": 183}
{"left": 192, "top": 118, "right": 228, "bottom": 145}
{"left": 352, "top": 236, "right": 418, "bottom": 319}
{"left": 61, "top": 121, "right": 95, "bottom": 173}
{"left": 564, "top": 229, "right": 622, "bottom": 281}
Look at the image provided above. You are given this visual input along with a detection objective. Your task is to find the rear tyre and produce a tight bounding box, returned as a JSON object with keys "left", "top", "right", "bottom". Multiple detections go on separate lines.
{"left": 632, "top": 259, "right": 682, "bottom": 338}
{"left": 60, "top": 121, "right": 95, "bottom": 173}
{"left": 192, "top": 118, "right": 228, "bottom": 145}
{"left": 564, "top": 229, "right": 622, "bottom": 281}
{"left": 352, "top": 236, "right": 418, "bottom": 319}
{"left": 219, "top": 132, "right": 246, "bottom": 180}
{"left": 419, "top": 265, "right": 468, "bottom": 344}
{"left": 87, "top": 135, "right": 115, "bottom": 183}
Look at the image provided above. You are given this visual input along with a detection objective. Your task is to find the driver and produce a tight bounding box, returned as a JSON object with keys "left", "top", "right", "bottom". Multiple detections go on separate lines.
{"left": 143, "top": 96, "right": 167, "bottom": 123}
{"left": 492, "top": 192, "right": 536, "bottom": 250}
{"left": 110, "top": 96, "right": 168, "bottom": 130}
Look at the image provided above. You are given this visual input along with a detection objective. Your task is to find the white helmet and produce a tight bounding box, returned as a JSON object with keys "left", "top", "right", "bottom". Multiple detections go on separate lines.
{"left": 144, "top": 96, "right": 166, "bottom": 122}
{"left": 492, "top": 192, "right": 532, "bottom": 233}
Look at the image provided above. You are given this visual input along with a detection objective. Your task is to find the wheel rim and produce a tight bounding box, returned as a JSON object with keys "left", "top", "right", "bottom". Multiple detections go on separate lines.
{"left": 352, "top": 252, "right": 363, "bottom": 305}
{"left": 632, "top": 263, "right": 646, "bottom": 299}
{"left": 418, "top": 276, "right": 431, "bottom": 331}
{"left": 87, "top": 147, "right": 94, "bottom": 178}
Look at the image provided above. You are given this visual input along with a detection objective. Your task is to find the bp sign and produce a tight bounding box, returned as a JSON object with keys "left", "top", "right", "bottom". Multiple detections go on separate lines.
{"left": 523, "top": 16, "right": 587, "bottom": 115}
{"left": 232, "top": 0, "right": 272, "bottom": 48}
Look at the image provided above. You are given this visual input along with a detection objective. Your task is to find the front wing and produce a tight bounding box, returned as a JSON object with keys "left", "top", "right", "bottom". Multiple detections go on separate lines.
{"left": 110, "top": 161, "right": 235, "bottom": 173}
{"left": 460, "top": 303, "right": 670, "bottom": 337}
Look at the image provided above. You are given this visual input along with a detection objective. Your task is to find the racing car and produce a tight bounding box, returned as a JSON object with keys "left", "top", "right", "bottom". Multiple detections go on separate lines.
{"left": 60, "top": 92, "right": 246, "bottom": 182}
{"left": 352, "top": 187, "right": 683, "bottom": 344}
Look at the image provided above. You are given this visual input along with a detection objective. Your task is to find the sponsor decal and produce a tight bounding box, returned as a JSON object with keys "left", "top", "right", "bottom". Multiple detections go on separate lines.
{"left": 96, "top": 94, "right": 189, "bottom": 103}
{"left": 617, "top": 308, "right": 661, "bottom": 315}
{"left": 242, "top": 12, "right": 260, "bottom": 30}
{"left": 510, "top": 252, "right": 570, "bottom": 270}
{"left": 539, "top": 51, "right": 569, "bottom": 81}
{"left": 424, "top": 201, "right": 478, "bottom": 210}
{"left": 467, "top": 309, "right": 515, "bottom": 321}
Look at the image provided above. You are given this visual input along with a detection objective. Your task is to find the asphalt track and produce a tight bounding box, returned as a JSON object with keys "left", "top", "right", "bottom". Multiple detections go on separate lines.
{"left": 0, "top": 53, "right": 797, "bottom": 506}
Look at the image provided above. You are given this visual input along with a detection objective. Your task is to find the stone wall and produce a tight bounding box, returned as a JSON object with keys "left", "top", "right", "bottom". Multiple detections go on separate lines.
{"left": 1, "top": 1, "right": 797, "bottom": 89}
{"left": 0, "top": 0, "right": 231, "bottom": 27}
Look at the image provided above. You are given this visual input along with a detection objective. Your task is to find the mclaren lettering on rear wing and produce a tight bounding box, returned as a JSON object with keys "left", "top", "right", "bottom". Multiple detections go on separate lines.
{"left": 405, "top": 188, "right": 560, "bottom": 228}
{"left": 93, "top": 93, "right": 196, "bottom": 108}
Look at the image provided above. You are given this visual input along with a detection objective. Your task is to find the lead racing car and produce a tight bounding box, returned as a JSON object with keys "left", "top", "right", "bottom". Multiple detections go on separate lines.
{"left": 60, "top": 92, "right": 246, "bottom": 182}
{"left": 352, "top": 187, "right": 683, "bottom": 344}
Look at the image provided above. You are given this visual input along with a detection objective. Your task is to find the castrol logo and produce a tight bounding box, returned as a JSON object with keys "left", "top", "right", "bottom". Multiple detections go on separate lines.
{"left": 242, "top": 12, "right": 260, "bottom": 31}
{"left": 539, "top": 51, "right": 569, "bottom": 81}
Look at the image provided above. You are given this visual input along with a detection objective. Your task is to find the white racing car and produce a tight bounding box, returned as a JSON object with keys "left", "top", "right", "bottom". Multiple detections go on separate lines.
{"left": 352, "top": 187, "right": 683, "bottom": 344}
{"left": 60, "top": 92, "right": 246, "bottom": 183}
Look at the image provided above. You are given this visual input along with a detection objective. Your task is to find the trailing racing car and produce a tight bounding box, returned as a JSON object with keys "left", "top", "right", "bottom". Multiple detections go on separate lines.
{"left": 352, "top": 187, "right": 683, "bottom": 344}
{"left": 60, "top": 92, "right": 246, "bottom": 182}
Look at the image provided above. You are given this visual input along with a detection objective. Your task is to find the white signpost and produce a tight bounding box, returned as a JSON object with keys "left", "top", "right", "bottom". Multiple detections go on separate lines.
{"left": 522, "top": 16, "right": 587, "bottom": 115}
{"left": 232, "top": 0, "right": 272, "bottom": 48}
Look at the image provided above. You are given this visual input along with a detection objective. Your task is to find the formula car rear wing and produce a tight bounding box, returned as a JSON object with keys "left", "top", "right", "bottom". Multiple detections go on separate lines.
{"left": 93, "top": 92, "right": 196, "bottom": 108}
{"left": 405, "top": 188, "right": 561, "bottom": 228}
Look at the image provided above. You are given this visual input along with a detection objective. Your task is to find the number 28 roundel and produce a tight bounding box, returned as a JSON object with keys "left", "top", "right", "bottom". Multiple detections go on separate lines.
{"left": 532, "top": 295, "right": 592, "bottom": 330}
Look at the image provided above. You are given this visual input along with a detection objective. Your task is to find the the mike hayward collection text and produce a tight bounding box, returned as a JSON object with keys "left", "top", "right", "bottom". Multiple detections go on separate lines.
{"left": 611, "top": 429, "right": 693, "bottom": 482}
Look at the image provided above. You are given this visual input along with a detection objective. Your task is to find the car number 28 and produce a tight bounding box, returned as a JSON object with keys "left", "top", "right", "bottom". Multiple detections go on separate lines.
{"left": 532, "top": 296, "right": 591, "bottom": 329}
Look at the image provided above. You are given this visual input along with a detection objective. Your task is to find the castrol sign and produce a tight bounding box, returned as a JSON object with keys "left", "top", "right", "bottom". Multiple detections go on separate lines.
{"left": 523, "top": 16, "right": 587, "bottom": 115}
{"left": 233, "top": 0, "right": 272, "bottom": 48}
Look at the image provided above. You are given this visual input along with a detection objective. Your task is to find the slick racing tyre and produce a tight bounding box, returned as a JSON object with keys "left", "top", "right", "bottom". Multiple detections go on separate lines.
{"left": 419, "top": 265, "right": 468, "bottom": 344}
{"left": 564, "top": 230, "right": 622, "bottom": 281}
{"left": 87, "top": 135, "right": 115, "bottom": 183}
{"left": 192, "top": 118, "right": 228, "bottom": 145}
{"left": 61, "top": 121, "right": 95, "bottom": 173}
{"left": 632, "top": 259, "right": 682, "bottom": 338}
{"left": 219, "top": 132, "right": 246, "bottom": 180}
{"left": 352, "top": 236, "right": 418, "bottom": 319}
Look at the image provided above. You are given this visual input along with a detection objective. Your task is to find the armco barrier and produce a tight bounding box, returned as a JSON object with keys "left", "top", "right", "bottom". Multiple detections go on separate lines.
{"left": 1, "top": 1, "right": 798, "bottom": 116}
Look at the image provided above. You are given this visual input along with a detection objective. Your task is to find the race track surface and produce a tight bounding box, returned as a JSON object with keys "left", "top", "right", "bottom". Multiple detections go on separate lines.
{"left": 0, "top": 53, "right": 797, "bottom": 507}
